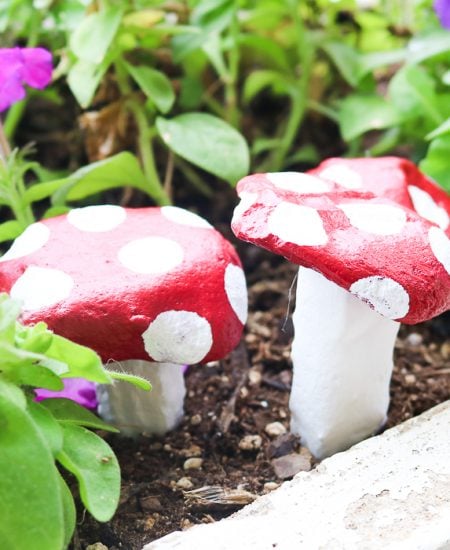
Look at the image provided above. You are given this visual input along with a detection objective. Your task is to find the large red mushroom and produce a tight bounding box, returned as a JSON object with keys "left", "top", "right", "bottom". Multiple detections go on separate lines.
{"left": 0, "top": 205, "right": 248, "bottom": 435}
{"left": 231, "top": 165, "right": 450, "bottom": 458}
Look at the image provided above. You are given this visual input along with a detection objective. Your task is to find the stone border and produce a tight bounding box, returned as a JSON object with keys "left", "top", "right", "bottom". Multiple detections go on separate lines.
{"left": 144, "top": 401, "right": 450, "bottom": 549}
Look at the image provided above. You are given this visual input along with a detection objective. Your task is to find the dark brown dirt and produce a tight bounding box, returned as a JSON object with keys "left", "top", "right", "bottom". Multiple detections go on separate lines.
{"left": 71, "top": 246, "right": 450, "bottom": 550}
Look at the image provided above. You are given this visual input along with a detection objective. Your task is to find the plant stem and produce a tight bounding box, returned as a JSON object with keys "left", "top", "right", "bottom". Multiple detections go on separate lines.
{"left": 127, "top": 100, "right": 171, "bottom": 205}
{"left": 224, "top": 6, "right": 241, "bottom": 128}
{"left": 114, "top": 60, "right": 170, "bottom": 205}
{"left": 0, "top": 119, "right": 11, "bottom": 164}
{"left": 267, "top": 1, "right": 315, "bottom": 171}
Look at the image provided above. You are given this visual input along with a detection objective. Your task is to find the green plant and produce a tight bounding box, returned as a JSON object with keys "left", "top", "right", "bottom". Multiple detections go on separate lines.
{"left": 0, "top": 293, "right": 150, "bottom": 549}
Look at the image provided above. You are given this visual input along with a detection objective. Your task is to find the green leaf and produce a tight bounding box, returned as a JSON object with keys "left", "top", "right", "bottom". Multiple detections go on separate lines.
{"left": 125, "top": 63, "right": 175, "bottom": 113}
{"left": 426, "top": 117, "right": 450, "bottom": 140}
{"left": 48, "top": 152, "right": 150, "bottom": 205}
{"left": 322, "top": 41, "right": 405, "bottom": 87}
{"left": 407, "top": 30, "right": 450, "bottom": 64}
{"left": 243, "top": 70, "right": 294, "bottom": 103}
{"left": 0, "top": 293, "right": 20, "bottom": 338}
{"left": 156, "top": 113, "right": 250, "bottom": 184}
{"left": 0, "top": 378, "right": 26, "bottom": 410}
{"left": 46, "top": 335, "right": 111, "bottom": 384}
{"left": 0, "top": 220, "right": 22, "bottom": 243}
{"left": 16, "top": 320, "right": 53, "bottom": 354}
{"left": 58, "top": 424, "right": 120, "bottom": 522}
{"left": 42, "top": 398, "right": 119, "bottom": 433}
{"left": 337, "top": 95, "right": 401, "bottom": 141}
{"left": 67, "top": 58, "right": 111, "bottom": 108}
{"left": 27, "top": 400, "right": 64, "bottom": 456}
{"left": 70, "top": 6, "right": 123, "bottom": 63}
{"left": 109, "top": 370, "right": 152, "bottom": 390}
{"left": 0, "top": 394, "right": 65, "bottom": 550}
{"left": 24, "top": 179, "right": 69, "bottom": 204}
{"left": 59, "top": 474, "right": 77, "bottom": 549}
{"left": 420, "top": 135, "right": 450, "bottom": 192}
{"left": 9, "top": 364, "right": 64, "bottom": 391}
{"left": 191, "top": 0, "right": 234, "bottom": 34}
{"left": 389, "top": 65, "right": 442, "bottom": 124}
{"left": 238, "top": 34, "right": 290, "bottom": 71}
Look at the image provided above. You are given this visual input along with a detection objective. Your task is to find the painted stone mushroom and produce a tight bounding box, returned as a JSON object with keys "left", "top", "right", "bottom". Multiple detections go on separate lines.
{"left": 0, "top": 205, "right": 247, "bottom": 435}
{"left": 309, "top": 156, "right": 450, "bottom": 235}
{"left": 231, "top": 169, "right": 450, "bottom": 459}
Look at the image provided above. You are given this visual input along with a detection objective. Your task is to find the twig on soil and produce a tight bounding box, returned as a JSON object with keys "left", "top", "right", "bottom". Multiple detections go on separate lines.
{"left": 217, "top": 342, "right": 250, "bottom": 433}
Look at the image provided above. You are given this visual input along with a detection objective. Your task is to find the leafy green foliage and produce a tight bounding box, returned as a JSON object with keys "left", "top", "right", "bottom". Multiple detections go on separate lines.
{"left": 0, "top": 294, "right": 150, "bottom": 549}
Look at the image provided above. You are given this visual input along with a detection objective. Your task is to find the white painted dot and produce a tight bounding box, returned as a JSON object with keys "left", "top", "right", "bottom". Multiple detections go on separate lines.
{"left": 232, "top": 192, "right": 258, "bottom": 222}
{"left": 0, "top": 223, "right": 50, "bottom": 262}
{"left": 161, "top": 206, "right": 212, "bottom": 228}
{"left": 268, "top": 202, "right": 328, "bottom": 246}
{"left": 408, "top": 186, "right": 449, "bottom": 230}
{"left": 266, "top": 172, "right": 332, "bottom": 193}
{"left": 339, "top": 203, "right": 407, "bottom": 235}
{"left": 67, "top": 205, "right": 126, "bottom": 232}
{"left": 350, "top": 276, "right": 410, "bottom": 319}
{"left": 142, "top": 310, "right": 213, "bottom": 364}
{"left": 319, "top": 165, "right": 363, "bottom": 189}
{"left": 10, "top": 266, "right": 74, "bottom": 311}
{"left": 118, "top": 237, "right": 184, "bottom": 274}
{"left": 428, "top": 226, "right": 450, "bottom": 275}
{"left": 224, "top": 264, "right": 248, "bottom": 324}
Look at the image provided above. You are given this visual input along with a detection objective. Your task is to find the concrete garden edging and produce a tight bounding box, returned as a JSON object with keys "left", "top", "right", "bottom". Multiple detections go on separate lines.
{"left": 144, "top": 401, "right": 450, "bottom": 550}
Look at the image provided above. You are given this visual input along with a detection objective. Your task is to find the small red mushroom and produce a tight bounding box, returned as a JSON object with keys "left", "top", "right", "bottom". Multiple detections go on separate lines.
{"left": 231, "top": 167, "right": 450, "bottom": 458}
{"left": 0, "top": 205, "right": 248, "bottom": 435}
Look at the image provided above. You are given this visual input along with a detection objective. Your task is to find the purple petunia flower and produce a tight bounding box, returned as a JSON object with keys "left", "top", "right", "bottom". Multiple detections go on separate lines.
{"left": 0, "top": 47, "right": 52, "bottom": 112}
{"left": 35, "top": 378, "right": 98, "bottom": 410}
{"left": 434, "top": 0, "right": 450, "bottom": 29}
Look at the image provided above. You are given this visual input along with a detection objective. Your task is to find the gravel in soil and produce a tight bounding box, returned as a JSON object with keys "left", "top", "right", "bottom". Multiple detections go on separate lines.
{"left": 72, "top": 251, "right": 449, "bottom": 550}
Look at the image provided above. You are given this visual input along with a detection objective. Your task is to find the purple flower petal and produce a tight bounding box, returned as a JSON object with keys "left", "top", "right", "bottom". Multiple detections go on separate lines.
{"left": 0, "top": 46, "right": 52, "bottom": 112}
{"left": 434, "top": 0, "right": 450, "bottom": 29}
{"left": 21, "top": 47, "right": 53, "bottom": 89}
{"left": 35, "top": 378, "right": 98, "bottom": 410}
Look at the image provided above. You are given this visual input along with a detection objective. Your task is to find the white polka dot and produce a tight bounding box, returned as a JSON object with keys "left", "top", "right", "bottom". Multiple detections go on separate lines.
{"left": 350, "top": 276, "right": 410, "bottom": 319}
{"left": 429, "top": 226, "right": 450, "bottom": 275}
{"left": 10, "top": 266, "right": 74, "bottom": 311}
{"left": 408, "top": 186, "right": 449, "bottom": 230}
{"left": 142, "top": 310, "right": 213, "bottom": 364}
{"left": 67, "top": 205, "right": 126, "bottom": 232}
{"left": 268, "top": 202, "right": 328, "bottom": 246}
{"left": 319, "top": 165, "right": 363, "bottom": 189}
{"left": 161, "top": 206, "right": 212, "bottom": 228}
{"left": 118, "top": 237, "right": 183, "bottom": 274}
{"left": 339, "top": 203, "right": 407, "bottom": 235}
{"left": 266, "top": 172, "right": 332, "bottom": 193}
{"left": 224, "top": 264, "right": 247, "bottom": 324}
{"left": 233, "top": 192, "right": 258, "bottom": 222}
{"left": 0, "top": 223, "right": 50, "bottom": 262}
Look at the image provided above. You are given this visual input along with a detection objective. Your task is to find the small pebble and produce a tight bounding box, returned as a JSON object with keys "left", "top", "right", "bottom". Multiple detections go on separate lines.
{"left": 271, "top": 452, "right": 311, "bottom": 479}
{"left": 265, "top": 421, "right": 287, "bottom": 437}
{"left": 190, "top": 414, "right": 202, "bottom": 426}
{"left": 248, "top": 368, "right": 262, "bottom": 386}
{"left": 405, "top": 332, "right": 423, "bottom": 347}
{"left": 140, "top": 496, "right": 163, "bottom": 513}
{"left": 263, "top": 481, "right": 280, "bottom": 493}
{"left": 179, "top": 444, "right": 202, "bottom": 458}
{"left": 183, "top": 457, "right": 203, "bottom": 470}
{"left": 176, "top": 477, "right": 194, "bottom": 490}
{"left": 163, "top": 444, "right": 172, "bottom": 452}
{"left": 239, "top": 386, "right": 249, "bottom": 398}
{"left": 86, "top": 544, "right": 108, "bottom": 550}
{"left": 404, "top": 373, "right": 417, "bottom": 386}
{"left": 239, "top": 434, "right": 262, "bottom": 451}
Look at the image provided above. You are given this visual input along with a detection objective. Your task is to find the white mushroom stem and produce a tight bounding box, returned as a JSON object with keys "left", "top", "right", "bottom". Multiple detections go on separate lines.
{"left": 96, "top": 361, "right": 186, "bottom": 437}
{"left": 290, "top": 267, "right": 400, "bottom": 459}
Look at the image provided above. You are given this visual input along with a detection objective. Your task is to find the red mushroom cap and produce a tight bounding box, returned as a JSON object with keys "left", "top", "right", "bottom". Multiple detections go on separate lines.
{"left": 309, "top": 157, "right": 450, "bottom": 236}
{"left": 231, "top": 171, "right": 450, "bottom": 324}
{"left": 0, "top": 205, "right": 247, "bottom": 364}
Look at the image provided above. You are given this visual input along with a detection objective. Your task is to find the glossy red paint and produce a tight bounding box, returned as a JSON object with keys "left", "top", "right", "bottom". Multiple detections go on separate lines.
{"left": 231, "top": 167, "right": 450, "bottom": 325}
{"left": 0, "top": 207, "right": 246, "bottom": 364}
